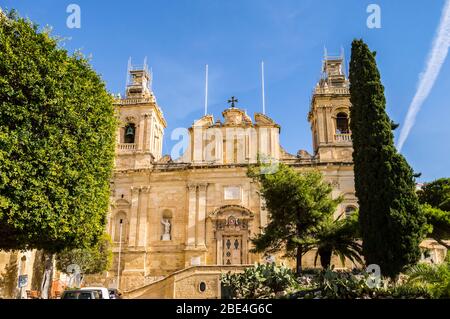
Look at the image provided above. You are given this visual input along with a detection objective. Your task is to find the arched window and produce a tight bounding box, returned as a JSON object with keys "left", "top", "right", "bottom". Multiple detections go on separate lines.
{"left": 336, "top": 112, "right": 349, "bottom": 134}
{"left": 124, "top": 123, "right": 136, "bottom": 144}
{"left": 345, "top": 206, "right": 357, "bottom": 218}
{"left": 114, "top": 212, "right": 127, "bottom": 242}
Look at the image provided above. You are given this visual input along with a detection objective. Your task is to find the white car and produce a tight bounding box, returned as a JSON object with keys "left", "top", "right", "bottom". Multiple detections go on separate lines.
{"left": 80, "top": 287, "right": 110, "bottom": 299}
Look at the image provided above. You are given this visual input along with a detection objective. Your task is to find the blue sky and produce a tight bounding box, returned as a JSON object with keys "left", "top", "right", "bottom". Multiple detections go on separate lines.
{"left": 2, "top": 0, "right": 449, "bottom": 182}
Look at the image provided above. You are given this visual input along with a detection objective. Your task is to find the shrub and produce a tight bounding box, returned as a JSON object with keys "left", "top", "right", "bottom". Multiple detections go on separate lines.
{"left": 221, "top": 263, "right": 302, "bottom": 299}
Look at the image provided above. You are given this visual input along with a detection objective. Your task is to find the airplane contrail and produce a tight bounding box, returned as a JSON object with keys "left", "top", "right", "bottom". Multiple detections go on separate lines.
{"left": 397, "top": 0, "right": 450, "bottom": 151}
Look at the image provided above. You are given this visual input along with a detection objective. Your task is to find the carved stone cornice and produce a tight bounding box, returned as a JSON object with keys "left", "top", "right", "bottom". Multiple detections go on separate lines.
{"left": 131, "top": 185, "right": 151, "bottom": 193}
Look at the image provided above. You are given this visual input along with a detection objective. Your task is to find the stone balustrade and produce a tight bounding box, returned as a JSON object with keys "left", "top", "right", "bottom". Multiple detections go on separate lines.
{"left": 118, "top": 143, "right": 137, "bottom": 151}
{"left": 314, "top": 87, "right": 350, "bottom": 95}
{"left": 334, "top": 133, "right": 352, "bottom": 142}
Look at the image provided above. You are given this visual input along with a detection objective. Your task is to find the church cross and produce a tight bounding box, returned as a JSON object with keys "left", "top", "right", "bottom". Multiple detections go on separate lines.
{"left": 227, "top": 96, "right": 238, "bottom": 108}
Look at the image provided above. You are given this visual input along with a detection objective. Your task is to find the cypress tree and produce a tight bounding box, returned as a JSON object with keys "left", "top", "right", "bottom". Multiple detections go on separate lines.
{"left": 349, "top": 39, "right": 427, "bottom": 278}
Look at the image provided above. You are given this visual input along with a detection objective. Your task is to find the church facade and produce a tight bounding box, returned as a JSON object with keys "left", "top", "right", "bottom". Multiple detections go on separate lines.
{"left": 0, "top": 53, "right": 447, "bottom": 299}
{"left": 106, "top": 55, "right": 359, "bottom": 292}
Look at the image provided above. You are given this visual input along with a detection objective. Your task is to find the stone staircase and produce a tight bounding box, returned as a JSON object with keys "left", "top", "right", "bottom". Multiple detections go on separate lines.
{"left": 123, "top": 265, "right": 251, "bottom": 299}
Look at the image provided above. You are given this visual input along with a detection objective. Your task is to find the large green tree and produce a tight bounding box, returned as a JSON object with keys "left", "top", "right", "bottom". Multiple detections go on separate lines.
{"left": 418, "top": 178, "right": 450, "bottom": 249}
{"left": 248, "top": 163, "right": 340, "bottom": 274}
{"left": 0, "top": 11, "right": 116, "bottom": 252}
{"left": 418, "top": 178, "right": 450, "bottom": 212}
{"left": 349, "top": 39, "right": 427, "bottom": 278}
{"left": 56, "top": 233, "right": 112, "bottom": 287}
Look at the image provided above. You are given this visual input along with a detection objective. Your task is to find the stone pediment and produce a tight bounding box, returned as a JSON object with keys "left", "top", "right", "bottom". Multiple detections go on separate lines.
{"left": 222, "top": 108, "right": 252, "bottom": 126}
{"left": 254, "top": 113, "right": 276, "bottom": 125}
{"left": 157, "top": 155, "right": 172, "bottom": 163}
{"left": 208, "top": 205, "right": 254, "bottom": 219}
{"left": 296, "top": 149, "right": 312, "bottom": 159}
{"left": 192, "top": 115, "right": 214, "bottom": 128}
{"left": 209, "top": 205, "right": 254, "bottom": 233}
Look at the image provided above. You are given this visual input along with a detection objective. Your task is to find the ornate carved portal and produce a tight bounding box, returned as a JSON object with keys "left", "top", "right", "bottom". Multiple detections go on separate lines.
{"left": 209, "top": 205, "right": 254, "bottom": 265}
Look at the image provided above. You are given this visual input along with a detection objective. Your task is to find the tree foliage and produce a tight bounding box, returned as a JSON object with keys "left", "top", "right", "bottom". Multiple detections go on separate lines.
{"left": 56, "top": 233, "right": 112, "bottom": 276}
{"left": 248, "top": 163, "right": 340, "bottom": 273}
{"left": 418, "top": 178, "right": 450, "bottom": 248}
{"left": 405, "top": 259, "right": 450, "bottom": 299}
{"left": 418, "top": 178, "right": 450, "bottom": 212}
{"left": 313, "top": 212, "right": 363, "bottom": 269}
{"left": 222, "top": 265, "right": 433, "bottom": 299}
{"left": 349, "top": 39, "right": 427, "bottom": 278}
{"left": 221, "top": 263, "right": 301, "bottom": 299}
{"left": 421, "top": 204, "right": 450, "bottom": 249}
{"left": 0, "top": 11, "right": 117, "bottom": 252}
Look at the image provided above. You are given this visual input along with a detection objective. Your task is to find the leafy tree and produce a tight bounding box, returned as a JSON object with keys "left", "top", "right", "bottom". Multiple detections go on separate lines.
{"left": 0, "top": 10, "right": 116, "bottom": 252}
{"left": 56, "top": 234, "right": 112, "bottom": 287}
{"left": 418, "top": 178, "right": 450, "bottom": 211}
{"left": 313, "top": 213, "right": 363, "bottom": 269}
{"left": 248, "top": 163, "right": 340, "bottom": 274}
{"left": 349, "top": 39, "right": 427, "bottom": 278}
{"left": 417, "top": 178, "right": 450, "bottom": 248}
{"left": 421, "top": 204, "right": 450, "bottom": 249}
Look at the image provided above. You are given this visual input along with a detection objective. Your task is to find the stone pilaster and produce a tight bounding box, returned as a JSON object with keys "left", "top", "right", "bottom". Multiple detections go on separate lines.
{"left": 143, "top": 113, "right": 151, "bottom": 152}
{"left": 259, "top": 127, "right": 269, "bottom": 157}
{"left": 149, "top": 112, "right": 155, "bottom": 154}
{"left": 192, "top": 127, "right": 203, "bottom": 163}
{"left": 138, "top": 186, "right": 151, "bottom": 247}
{"left": 129, "top": 186, "right": 140, "bottom": 247}
{"left": 186, "top": 184, "right": 197, "bottom": 247}
{"left": 325, "top": 105, "right": 333, "bottom": 143}
{"left": 319, "top": 108, "right": 326, "bottom": 143}
{"left": 196, "top": 183, "right": 208, "bottom": 248}
{"left": 138, "top": 115, "right": 145, "bottom": 151}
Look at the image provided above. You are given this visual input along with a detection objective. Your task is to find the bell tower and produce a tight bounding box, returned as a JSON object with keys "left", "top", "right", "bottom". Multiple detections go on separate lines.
{"left": 308, "top": 52, "right": 353, "bottom": 162}
{"left": 114, "top": 59, "right": 167, "bottom": 169}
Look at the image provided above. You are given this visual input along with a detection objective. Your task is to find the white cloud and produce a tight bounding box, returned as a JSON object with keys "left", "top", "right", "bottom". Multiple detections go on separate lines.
{"left": 397, "top": 0, "right": 450, "bottom": 151}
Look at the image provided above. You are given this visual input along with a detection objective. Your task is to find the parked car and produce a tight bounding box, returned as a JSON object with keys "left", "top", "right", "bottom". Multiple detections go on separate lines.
{"left": 108, "top": 288, "right": 123, "bottom": 299}
{"left": 61, "top": 289, "right": 100, "bottom": 299}
{"left": 80, "top": 287, "right": 110, "bottom": 299}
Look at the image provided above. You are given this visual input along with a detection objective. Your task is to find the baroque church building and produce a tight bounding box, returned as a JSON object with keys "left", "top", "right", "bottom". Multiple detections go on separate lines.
{"left": 106, "top": 55, "right": 359, "bottom": 297}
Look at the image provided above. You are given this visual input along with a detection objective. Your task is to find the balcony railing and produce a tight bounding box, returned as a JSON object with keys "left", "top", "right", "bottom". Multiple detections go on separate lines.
{"left": 334, "top": 133, "right": 352, "bottom": 143}
{"left": 113, "top": 97, "right": 153, "bottom": 105}
{"left": 118, "top": 143, "right": 137, "bottom": 151}
{"left": 314, "top": 87, "right": 350, "bottom": 95}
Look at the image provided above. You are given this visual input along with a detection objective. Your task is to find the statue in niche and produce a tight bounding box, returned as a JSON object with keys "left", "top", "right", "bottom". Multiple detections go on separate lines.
{"left": 161, "top": 218, "right": 171, "bottom": 241}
